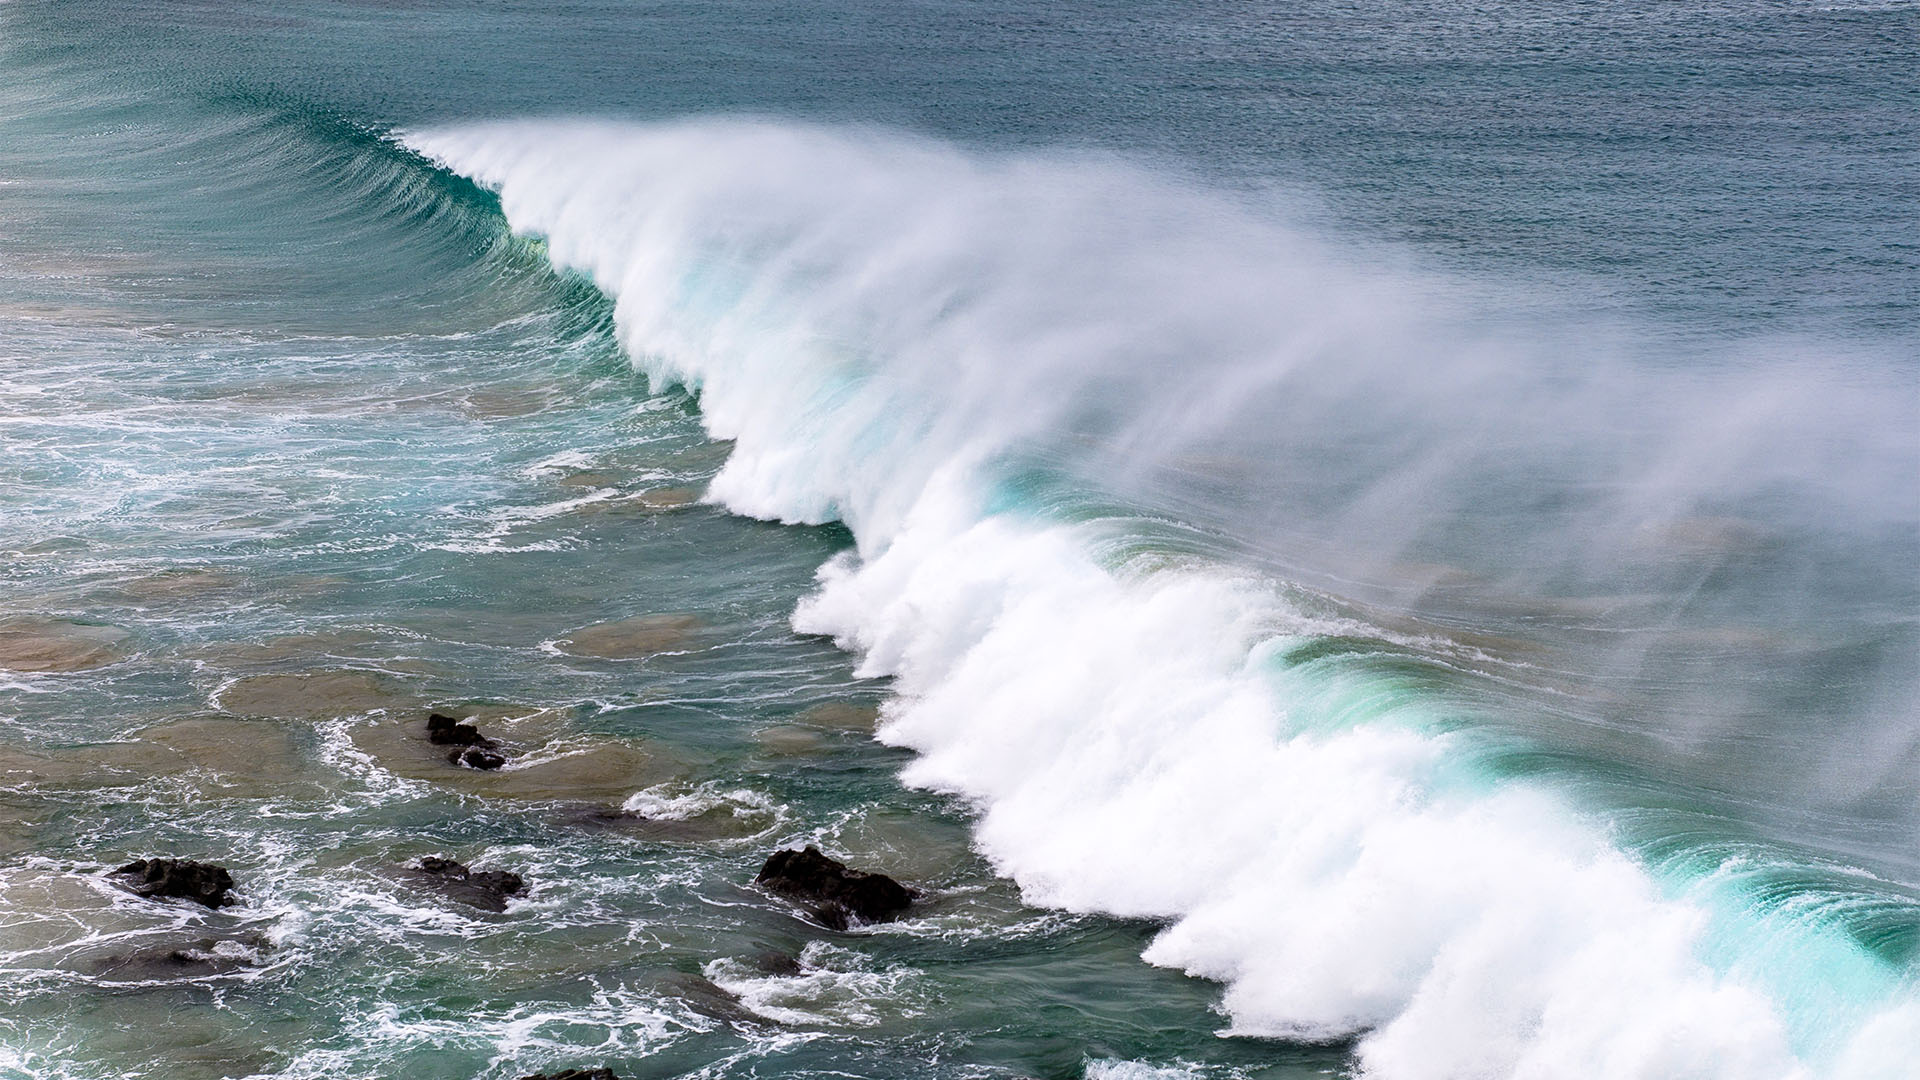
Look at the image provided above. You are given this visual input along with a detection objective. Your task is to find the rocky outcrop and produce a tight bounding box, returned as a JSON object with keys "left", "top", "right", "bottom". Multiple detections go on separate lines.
{"left": 429, "top": 713, "right": 508, "bottom": 769}
{"left": 754, "top": 845, "right": 912, "bottom": 930}
{"left": 427, "top": 712, "right": 493, "bottom": 748}
{"left": 113, "top": 858, "right": 235, "bottom": 908}
{"left": 651, "top": 971, "right": 762, "bottom": 1026}
{"left": 410, "top": 856, "right": 526, "bottom": 912}
{"left": 449, "top": 746, "right": 506, "bottom": 770}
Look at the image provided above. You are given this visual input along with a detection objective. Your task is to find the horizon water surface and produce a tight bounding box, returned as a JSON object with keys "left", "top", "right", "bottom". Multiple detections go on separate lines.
{"left": 0, "top": 3, "right": 1916, "bottom": 1079}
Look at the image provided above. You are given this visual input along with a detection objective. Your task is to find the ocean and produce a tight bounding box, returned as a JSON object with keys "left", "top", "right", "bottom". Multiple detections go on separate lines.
{"left": 1, "top": 2, "right": 1915, "bottom": 1078}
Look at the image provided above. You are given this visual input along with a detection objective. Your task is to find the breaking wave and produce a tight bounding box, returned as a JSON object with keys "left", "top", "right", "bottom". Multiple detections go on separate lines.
{"left": 404, "top": 118, "right": 1918, "bottom": 1080}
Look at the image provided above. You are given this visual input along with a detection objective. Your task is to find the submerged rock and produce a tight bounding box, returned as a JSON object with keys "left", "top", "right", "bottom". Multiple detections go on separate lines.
{"left": 217, "top": 669, "right": 409, "bottom": 718}
{"left": 519, "top": 1070, "right": 618, "bottom": 1080}
{"left": 652, "top": 970, "right": 764, "bottom": 1026}
{"left": 554, "top": 614, "right": 701, "bottom": 659}
{"left": 0, "top": 616, "right": 128, "bottom": 673}
{"left": 84, "top": 935, "right": 267, "bottom": 980}
{"left": 3, "top": 717, "right": 321, "bottom": 803}
{"left": 755, "top": 845, "right": 912, "bottom": 930}
{"left": 556, "top": 790, "right": 776, "bottom": 844}
{"left": 749, "top": 950, "right": 803, "bottom": 976}
{"left": 794, "top": 701, "right": 881, "bottom": 732}
{"left": 410, "top": 856, "right": 526, "bottom": 912}
{"left": 560, "top": 805, "right": 769, "bottom": 844}
{"left": 751, "top": 725, "right": 829, "bottom": 756}
{"left": 113, "top": 858, "right": 235, "bottom": 908}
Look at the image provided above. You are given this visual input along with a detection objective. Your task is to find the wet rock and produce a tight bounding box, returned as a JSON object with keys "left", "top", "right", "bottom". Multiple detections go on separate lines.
{"left": 749, "top": 951, "right": 803, "bottom": 976}
{"left": 430, "top": 713, "right": 508, "bottom": 769}
{"left": 113, "top": 858, "right": 235, "bottom": 908}
{"left": 755, "top": 845, "right": 912, "bottom": 930}
{"left": 411, "top": 856, "right": 526, "bottom": 912}
{"left": 449, "top": 746, "right": 507, "bottom": 770}
{"left": 519, "top": 1070, "right": 618, "bottom": 1080}
{"left": 427, "top": 712, "right": 494, "bottom": 748}
{"left": 652, "top": 970, "right": 763, "bottom": 1026}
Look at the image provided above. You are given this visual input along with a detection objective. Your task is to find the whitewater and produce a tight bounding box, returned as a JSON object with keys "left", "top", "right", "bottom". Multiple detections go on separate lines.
{"left": 405, "top": 119, "right": 1920, "bottom": 1080}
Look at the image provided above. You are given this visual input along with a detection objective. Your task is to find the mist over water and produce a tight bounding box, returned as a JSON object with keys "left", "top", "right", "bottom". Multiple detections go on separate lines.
{"left": 408, "top": 117, "right": 1919, "bottom": 850}
{"left": 408, "top": 117, "right": 1920, "bottom": 1079}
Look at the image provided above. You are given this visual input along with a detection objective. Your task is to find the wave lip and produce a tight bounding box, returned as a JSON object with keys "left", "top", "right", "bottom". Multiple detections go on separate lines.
{"left": 404, "top": 117, "right": 1919, "bottom": 1080}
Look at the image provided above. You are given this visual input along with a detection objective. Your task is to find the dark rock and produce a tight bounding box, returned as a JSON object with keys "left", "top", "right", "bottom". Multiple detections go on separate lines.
{"left": 411, "top": 856, "right": 526, "bottom": 912}
{"left": 429, "top": 711, "right": 510, "bottom": 767}
{"left": 652, "top": 971, "right": 763, "bottom": 1026}
{"left": 427, "top": 712, "right": 495, "bottom": 748}
{"left": 754, "top": 845, "right": 912, "bottom": 930}
{"left": 113, "top": 858, "right": 235, "bottom": 908}
{"left": 564, "top": 806, "right": 640, "bottom": 829}
{"left": 750, "top": 950, "right": 803, "bottom": 976}
{"left": 449, "top": 746, "right": 506, "bottom": 770}
{"left": 519, "top": 1070, "right": 618, "bottom": 1080}
{"left": 555, "top": 805, "right": 721, "bottom": 842}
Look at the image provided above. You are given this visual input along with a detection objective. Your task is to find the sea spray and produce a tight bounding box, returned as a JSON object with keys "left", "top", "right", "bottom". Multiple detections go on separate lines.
{"left": 405, "top": 118, "right": 1919, "bottom": 1079}
{"left": 790, "top": 481, "right": 1852, "bottom": 1078}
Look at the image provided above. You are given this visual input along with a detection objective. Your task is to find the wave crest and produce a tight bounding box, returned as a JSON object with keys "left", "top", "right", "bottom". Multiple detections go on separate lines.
{"left": 405, "top": 117, "right": 1918, "bottom": 1080}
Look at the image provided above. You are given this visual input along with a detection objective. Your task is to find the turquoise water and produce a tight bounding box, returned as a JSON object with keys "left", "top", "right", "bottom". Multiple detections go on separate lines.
{"left": 1, "top": 2, "right": 1916, "bottom": 1079}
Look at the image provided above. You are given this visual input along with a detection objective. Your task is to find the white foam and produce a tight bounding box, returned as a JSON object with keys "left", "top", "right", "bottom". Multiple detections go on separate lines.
{"left": 271, "top": 982, "right": 692, "bottom": 1080}
{"left": 795, "top": 487, "right": 1900, "bottom": 1079}
{"left": 405, "top": 118, "right": 1920, "bottom": 1079}
{"left": 1084, "top": 1061, "right": 1208, "bottom": 1080}
{"left": 621, "top": 781, "right": 777, "bottom": 822}
{"left": 703, "top": 940, "right": 922, "bottom": 1027}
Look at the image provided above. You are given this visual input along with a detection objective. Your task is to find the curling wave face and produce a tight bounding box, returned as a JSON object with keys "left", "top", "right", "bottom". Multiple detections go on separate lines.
{"left": 406, "top": 119, "right": 1919, "bottom": 1080}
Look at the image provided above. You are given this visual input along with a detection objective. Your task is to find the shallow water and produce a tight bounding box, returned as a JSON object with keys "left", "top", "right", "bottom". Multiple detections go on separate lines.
{"left": 0, "top": 267, "right": 1293, "bottom": 1078}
